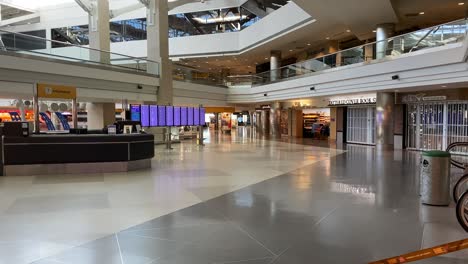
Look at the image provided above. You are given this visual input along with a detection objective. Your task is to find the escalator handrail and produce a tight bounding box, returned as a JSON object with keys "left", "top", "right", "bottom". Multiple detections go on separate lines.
{"left": 446, "top": 142, "right": 468, "bottom": 169}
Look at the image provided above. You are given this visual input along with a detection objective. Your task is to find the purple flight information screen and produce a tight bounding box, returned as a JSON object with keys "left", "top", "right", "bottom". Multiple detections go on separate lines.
{"left": 200, "top": 108, "right": 206, "bottom": 125}
{"left": 181, "top": 107, "right": 188, "bottom": 126}
{"left": 187, "top": 107, "right": 194, "bottom": 126}
{"left": 158, "top": 106, "right": 166, "bottom": 126}
{"left": 150, "top": 105, "right": 158, "bottom": 127}
{"left": 166, "top": 106, "right": 174, "bottom": 126}
{"left": 194, "top": 107, "right": 200, "bottom": 126}
{"left": 141, "top": 105, "right": 149, "bottom": 127}
{"left": 174, "top": 106, "right": 181, "bottom": 126}
{"left": 130, "top": 105, "right": 141, "bottom": 122}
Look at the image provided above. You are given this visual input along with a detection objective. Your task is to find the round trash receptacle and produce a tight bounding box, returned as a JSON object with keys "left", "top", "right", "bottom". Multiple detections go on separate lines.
{"left": 420, "top": 150, "right": 451, "bottom": 206}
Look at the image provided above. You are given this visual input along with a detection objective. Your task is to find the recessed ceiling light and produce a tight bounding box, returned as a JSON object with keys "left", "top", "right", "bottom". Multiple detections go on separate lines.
{"left": 264, "top": 57, "right": 268, "bottom": 60}
{"left": 419, "top": 11, "right": 425, "bottom": 15}
{"left": 307, "top": 43, "right": 311, "bottom": 46}
{"left": 346, "top": 29, "right": 351, "bottom": 33}
{"left": 325, "top": 37, "right": 330, "bottom": 40}
{"left": 372, "top": 30, "right": 377, "bottom": 33}
{"left": 289, "top": 49, "right": 293, "bottom": 52}
{"left": 459, "top": 2, "right": 465, "bottom": 5}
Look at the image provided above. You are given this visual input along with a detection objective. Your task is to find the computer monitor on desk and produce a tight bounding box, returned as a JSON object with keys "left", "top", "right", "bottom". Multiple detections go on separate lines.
{"left": 115, "top": 121, "right": 141, "bottom": 134}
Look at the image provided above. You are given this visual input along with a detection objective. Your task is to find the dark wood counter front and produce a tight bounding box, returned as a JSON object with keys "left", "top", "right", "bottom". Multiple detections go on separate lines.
{"left": 1, "top": 134, "right": 155, "bottom": 175}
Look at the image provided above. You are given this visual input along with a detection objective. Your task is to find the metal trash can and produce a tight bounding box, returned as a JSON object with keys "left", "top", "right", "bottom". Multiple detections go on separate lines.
{"left": 420, "top": 150, "right": 451, "bottom": 206}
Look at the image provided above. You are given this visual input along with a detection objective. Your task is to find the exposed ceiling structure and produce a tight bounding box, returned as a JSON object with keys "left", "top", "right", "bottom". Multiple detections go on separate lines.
{"left": 180, "top": 0, "right": 467, "bottom": 75}
{"left": 0, "top": 0, "right": 466, "bottom": 76}
{"left": 0, "top": 4, "right": 32, "bottom": 20}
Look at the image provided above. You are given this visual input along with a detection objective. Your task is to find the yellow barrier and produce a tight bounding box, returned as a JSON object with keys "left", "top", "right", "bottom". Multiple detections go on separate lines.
{"left": 369, "top": 239, "right": 468, "bottom": 264}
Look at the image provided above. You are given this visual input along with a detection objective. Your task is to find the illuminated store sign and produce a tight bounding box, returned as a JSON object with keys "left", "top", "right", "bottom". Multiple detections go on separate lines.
{"left": 328, "top": 97, "right": 376, "bottom": 106}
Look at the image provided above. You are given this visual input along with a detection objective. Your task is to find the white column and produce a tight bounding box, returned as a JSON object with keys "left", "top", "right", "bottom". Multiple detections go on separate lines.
{"left": 270, "top": 50, "right": 281, "bottom": 82}
{"left": 86, "top": 103, "right": 115, "bottom": 130}
{"left": 88, "top": 0, "right": 110, "bottom": 64}
{"left": 147, "top": 0, "right": 173, "bottom": 105}
{"left": 45, "top": 28, "right": 52, "bottom": 49}
{"left": 376, "top": 23, "right": 395, "bottom": 59}
{"left": 0, "top": 5, "right": 4, "bottom": 51}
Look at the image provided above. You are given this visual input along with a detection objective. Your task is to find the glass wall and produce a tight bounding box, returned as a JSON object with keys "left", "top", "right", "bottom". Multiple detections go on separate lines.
{"left": 1, "top": 30, "right": 47, "bottom": 50}
{"left": 52, "top": 18, "right": 147, "bottom": 47}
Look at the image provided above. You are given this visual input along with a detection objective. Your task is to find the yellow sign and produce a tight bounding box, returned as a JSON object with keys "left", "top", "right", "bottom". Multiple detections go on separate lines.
{"left": 37, "top": 83, "right": 77, "bottom": 99}
{"left": 205, "top": 107, "right": 235, "bottom": 113}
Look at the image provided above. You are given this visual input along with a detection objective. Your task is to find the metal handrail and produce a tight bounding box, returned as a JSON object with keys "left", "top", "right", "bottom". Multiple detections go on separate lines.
{"left": 254, "top": 18, "right": 467, "bottom": 77}
{"left": 446, "top": 142, "right": 468, "bottom": 169}
{"left": 0, "top": 28, "right": 159, "bottom": 63}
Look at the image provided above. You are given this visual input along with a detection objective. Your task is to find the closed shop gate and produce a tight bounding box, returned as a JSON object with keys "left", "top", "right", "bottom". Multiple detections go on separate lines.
{"left": 346, "top": 106, "right": 376, "bottom": 145}
{"left": 406, "top": 102, "right": 468, "bottom": 150}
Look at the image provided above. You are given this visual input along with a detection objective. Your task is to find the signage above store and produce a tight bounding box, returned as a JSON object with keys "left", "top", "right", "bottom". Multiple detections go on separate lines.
{"left": 328, "top": 97, "right": 376, "bottom": 106}
{"left": 402, "top": 94, "right": 447, "bottom": 103}
{"left": 37, "top": 83, "right": 77, "bottom": 99}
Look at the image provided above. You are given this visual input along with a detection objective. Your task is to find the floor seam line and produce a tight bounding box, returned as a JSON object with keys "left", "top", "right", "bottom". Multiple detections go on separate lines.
{"left": 313, "top": 206, "right": 340, "bottom": 227}
{"left": 115, "top": 233, "right": 125, "bottom": 264}
{"left": 268, "top": 246, "right": 291, "bottom": 264}
{"left": 212, "top": 256, "right": 273, "bottom": 264}
{"left": 123, "top": 233, "right": 195, "bottom": 245}
{"left": 224, "top": 216, "right": 278, "bottom": 257}
{"left": 203, "top": 201, "right": 279, "bottom": 257}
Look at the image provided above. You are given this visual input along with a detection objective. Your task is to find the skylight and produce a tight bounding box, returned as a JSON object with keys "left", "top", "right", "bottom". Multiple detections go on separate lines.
{"left": 4, "top": 0, "right": 76, "bottom": 10}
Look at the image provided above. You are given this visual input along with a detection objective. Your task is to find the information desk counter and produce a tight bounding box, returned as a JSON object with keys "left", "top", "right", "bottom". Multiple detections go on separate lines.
{"left": 2, "top": 134, "right": 154, "bottom": 176}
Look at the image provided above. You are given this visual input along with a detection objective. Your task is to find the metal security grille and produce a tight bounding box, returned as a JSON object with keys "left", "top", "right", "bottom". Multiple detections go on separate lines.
{"left": 407, "top": 102, "right": 468, "bottom": 151}
{"left": 448, "top": 103, "right": 468, "bottom": 146}
{"left": 347, "top": 106, "right": 375, "bottom": 145}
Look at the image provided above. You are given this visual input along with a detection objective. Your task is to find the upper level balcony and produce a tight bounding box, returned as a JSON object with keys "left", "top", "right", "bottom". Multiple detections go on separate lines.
{"left": 227, "top": 19, "right": 468, "bottom": 103}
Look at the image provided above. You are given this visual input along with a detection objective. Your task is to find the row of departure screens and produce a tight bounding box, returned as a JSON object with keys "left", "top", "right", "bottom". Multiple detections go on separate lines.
{"left": 130, "top": 105, "right": 206, "bottom": 127}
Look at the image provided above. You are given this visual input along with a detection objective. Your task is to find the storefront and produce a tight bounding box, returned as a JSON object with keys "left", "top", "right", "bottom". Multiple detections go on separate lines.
{"left": 400, "top": 89, "right": 468, "bottom": 151}
{"left": 302, "top": 108, "right": 331, "bottom": 139}
{"left": 328, "top": 94, "right": 377, "bottom": 145}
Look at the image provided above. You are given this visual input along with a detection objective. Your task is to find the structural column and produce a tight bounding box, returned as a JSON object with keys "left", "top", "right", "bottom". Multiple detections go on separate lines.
{"left": 269, "top": 102, "right": 282, "bottom": 137}
{"left": 88, "top": 0, "right": 110, "bottom": 63}
{"left": 147, "top": 0, "right": 173, "bottom": 105}
{"left": 0, "top": 5, "right": 5, "bottom": 51}
{"left": 270, "top": 50, "right": 281, "bottom": 82}
{"left": 375, "top": 23, "right": 395, "bottom": 59}
{"left": 86, "top": 103, "right": 115, "bottom": 130}
{"left": 375, "top": 92, "right": 395, "bottom": 150}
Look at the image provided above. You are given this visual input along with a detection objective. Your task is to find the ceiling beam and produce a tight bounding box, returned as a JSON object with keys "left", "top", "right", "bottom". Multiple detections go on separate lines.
{"left": 110, "top": 3, "right": 145, "bottom": 19}
{"left": 0, "top": 0, "right": 35, "bottom": 13}
{"left": 74, "top": 0, "right": 93, "bottom": 14}
{"left": 137, "top": 0, "right": 149, "bottom": 7}
{"left": 0, "top": 13, "right": 40, "bottom": 27}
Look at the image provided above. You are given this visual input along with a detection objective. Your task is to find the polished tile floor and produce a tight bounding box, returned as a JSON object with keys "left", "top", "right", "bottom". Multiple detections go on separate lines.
{"left": 0, "top": 128, "right": 466, "bottom": 264}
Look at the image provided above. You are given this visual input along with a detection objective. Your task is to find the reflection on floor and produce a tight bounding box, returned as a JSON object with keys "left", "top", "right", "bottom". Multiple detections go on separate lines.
{"left": 0, "top": 128, "right": 466, "bottom": 264}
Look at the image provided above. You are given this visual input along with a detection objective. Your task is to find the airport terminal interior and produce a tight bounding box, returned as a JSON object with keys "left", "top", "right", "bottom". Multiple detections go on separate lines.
{"left": 0, "top": 0, "right": 468, "bottom": 263}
